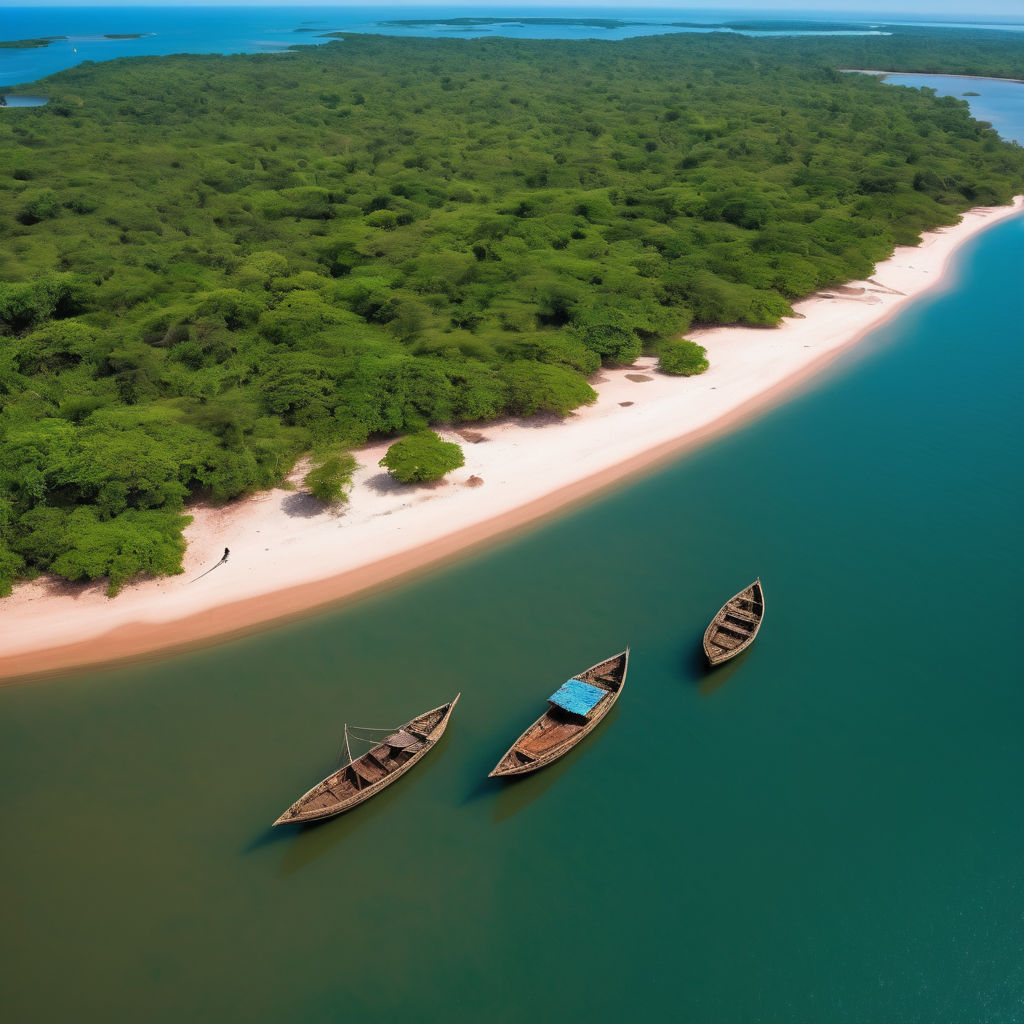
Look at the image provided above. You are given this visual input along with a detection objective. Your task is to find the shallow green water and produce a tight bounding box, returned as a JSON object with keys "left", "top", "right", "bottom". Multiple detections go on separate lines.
{"left": 3, "top": 211, "right": 1022, "bottom": 1023}
{"left": 3, "top": 163, "right": 1024, "bottom": 1024}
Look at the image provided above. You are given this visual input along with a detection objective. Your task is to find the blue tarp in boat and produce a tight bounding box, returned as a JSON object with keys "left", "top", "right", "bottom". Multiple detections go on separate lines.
{"left": 548, "top": 678, "right": 607, "bottom": 716}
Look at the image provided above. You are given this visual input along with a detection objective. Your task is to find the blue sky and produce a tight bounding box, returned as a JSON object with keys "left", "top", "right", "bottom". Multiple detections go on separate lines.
{"left": 7, "top": 1, "right": 1024, "bottom": 14}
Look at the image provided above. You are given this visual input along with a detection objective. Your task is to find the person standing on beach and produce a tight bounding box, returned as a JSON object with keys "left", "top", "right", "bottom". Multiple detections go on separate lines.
{"left": 188, "top": 547, "right": 231, "bottom": 584}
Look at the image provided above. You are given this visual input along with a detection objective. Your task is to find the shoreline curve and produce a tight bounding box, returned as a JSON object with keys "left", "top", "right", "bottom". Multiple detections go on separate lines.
{"left": 1, "top": 196, "right": 1022, "bottom": 684}
{"left": 841, "top": 69, "right": 1024, "bottom": 85}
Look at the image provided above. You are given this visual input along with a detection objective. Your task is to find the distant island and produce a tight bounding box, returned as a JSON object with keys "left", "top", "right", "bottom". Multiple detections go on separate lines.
{"left": 0, "top": 37, "right": 65, "bottom": 50}
{"left": 670, "top": 20, "right": 876, "bottom": 33}
{"left": 376, "top": 17, "right": 878, "bottom": 34}
{"left": 378, "top": 17, "right": 640, "bottom": 29}
{"left": 103, "top": 34, "right": 145, "bottom": 40}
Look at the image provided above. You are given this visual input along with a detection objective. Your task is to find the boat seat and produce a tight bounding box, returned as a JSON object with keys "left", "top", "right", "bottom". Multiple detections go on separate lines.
{"left": 723, "top": 610, "right": 756, "bottom": 626}
{"left": 716, "top": 622, "right": 752, "bottom": 640}
{"left": 351, "top": 757, "right": 387, "bottom": 783}
{"left": 721, "top": 623, "right": 753, "bottom": 637}
{"left": 370, "top": 748, "right": 400, "bottom": 769}
{"left": 711, "top": 631, "right": 742, "bottom": 648}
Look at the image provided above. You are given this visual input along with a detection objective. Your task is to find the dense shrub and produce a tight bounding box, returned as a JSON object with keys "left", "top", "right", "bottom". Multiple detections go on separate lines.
{"left": 17, "top": 189, "right": 61, "bottom": 225}
{"left": 304, "top": 452, "right": 358, "bottom": 503}
{"left": 659, "top": 340, "right": 710, "bottom": 377}
{"left": 379, "top": 431, "right": 464, "bottom": 484}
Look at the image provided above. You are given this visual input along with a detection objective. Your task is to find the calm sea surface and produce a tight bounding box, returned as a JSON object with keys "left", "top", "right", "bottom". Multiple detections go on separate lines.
{"left": 882, "top": 73, "right": 1024, "bottom": 135}
{"left": 1, "top": 32, "right": 1023, "bottom": 1024}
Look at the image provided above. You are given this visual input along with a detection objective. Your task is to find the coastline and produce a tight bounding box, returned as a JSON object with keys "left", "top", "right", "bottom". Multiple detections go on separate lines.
{"left": 2, "top": 196, "right": 1021, "bottom": 683}
{"left": 841, "top": 69, "right": 1024, "bottom": 84}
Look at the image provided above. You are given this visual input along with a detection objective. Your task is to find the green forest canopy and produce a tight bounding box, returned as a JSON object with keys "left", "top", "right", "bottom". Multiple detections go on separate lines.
{"left": 1, "top": 29, "right": 1023, "bottom": 595}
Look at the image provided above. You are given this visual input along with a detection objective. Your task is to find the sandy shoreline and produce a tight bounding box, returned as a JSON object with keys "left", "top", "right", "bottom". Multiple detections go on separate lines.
{"left": 2, "top": 196, "right": 1022, "bottom": 683}
{"left": 841, "top": 69, "right": 1024, "bottom": 85}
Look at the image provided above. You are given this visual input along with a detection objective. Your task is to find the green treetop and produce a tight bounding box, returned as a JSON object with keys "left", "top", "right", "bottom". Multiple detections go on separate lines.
{"left": 379, "top": 432, "right": 465, "bottom": 484}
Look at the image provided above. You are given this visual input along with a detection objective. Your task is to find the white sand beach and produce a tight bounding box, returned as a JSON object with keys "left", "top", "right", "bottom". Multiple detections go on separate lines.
{"left": 2, "top": 196, "right": 1021, "bottom": 681}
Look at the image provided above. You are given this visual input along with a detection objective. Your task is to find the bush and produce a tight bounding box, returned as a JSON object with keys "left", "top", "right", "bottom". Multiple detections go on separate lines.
{"left": 659, "top": 339, "right": 709, "bottom": 377}
{"left": 505, "top": 362, "right": 597, "bottom": 417}
{"left": 17, "top": 190, "right": 61, "bottom": 225}
{"left": 304, "top": 452, "right": 357, "bottom": 503}
{"left": 0, "top": 541, "right": 24, "bottom": 597}
{"left": 0, "top": 274, "right": 87, "bottom": 332}
{"left": 25, "top": 507, "right": 191, "bottom": 596}
{"left": 379, "top": 431, "right": 464, "bottom": 484}
{"left": 571, "top": 307, "right": 642, "bottom": 365}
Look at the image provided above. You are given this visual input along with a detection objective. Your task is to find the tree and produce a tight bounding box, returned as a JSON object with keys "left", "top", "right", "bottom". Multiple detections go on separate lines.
{"left": 17, "top": 507, "right": 190, "bottom": 596}
{"left": 505, "top": 361, "right": 597, "bottom": 417}
{"left": 0, "top": 274, "right": 87, "bottom": 331}
{"left": 659, "top": 339, "right": 709, "bottom": 376}
{"left": 0, "top": 541, "right": 22, "bottom": 597}
{"left": 571, "top": 306, "right": 643, "bottom": 365}
{"left": 304, "top": 451, "right": 357, "bottom": 503}
{"left": 0, "top": 495, "right": 23, "bottom": 596}
{"left": 17, "top": 190, "right": 61, "bottom": 225}
{"left": 379, "top": 431, "right": 464, "bottom": 484}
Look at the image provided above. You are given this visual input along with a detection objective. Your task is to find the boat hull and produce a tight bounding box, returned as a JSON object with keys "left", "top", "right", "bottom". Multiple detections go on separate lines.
{"left": 702, "top": 579, "right": 764, "bottom": 666}
{"left": 489, "top": 650, "right": 628, "bottom": 778}
{"left": 273, "top": 695, "right": 459, "bottom": 826}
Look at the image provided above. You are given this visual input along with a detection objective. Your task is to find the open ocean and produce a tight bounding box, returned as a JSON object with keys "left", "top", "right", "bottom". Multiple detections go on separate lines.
{"left": 2, "top": 9, "right": 1024, "bottom": 1023}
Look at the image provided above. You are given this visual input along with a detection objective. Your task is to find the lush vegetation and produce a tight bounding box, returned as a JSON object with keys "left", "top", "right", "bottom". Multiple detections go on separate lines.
{"left": 659, "top": 340, "right": 709, "bottom": 377}
{"left": 766, "top": 28, "right": 1024, "bottom": 81}
{"left": 0, "top": 38, "right": 64, "bottom": 50}
{"left": 379, "top": 431, "right": 465, "bottom": 484}
{"left": 377, "top": 18, "right": 639, "bottom": 30}
{"left": 1, "top": 30, "right": 1022, "bottom": 595}
{"left": 303, "top": 450, "right": 357, "bottom": 503}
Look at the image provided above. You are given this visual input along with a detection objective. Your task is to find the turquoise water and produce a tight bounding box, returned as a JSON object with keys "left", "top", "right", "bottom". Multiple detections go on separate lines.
{"left": 882, "top": 73, "right": 1024, "bottom": 139}
{"left": 1, "top": 50, "right": 1024, "bottom": 1024}
{"left": 6, "top": 5, "right": 1022, "bottom": 87}
{"left": 0, "top": 94, "right": 46, "bottom": 106}
{"left": 4, "top": 210, "right": 1023, "bottom": 1022}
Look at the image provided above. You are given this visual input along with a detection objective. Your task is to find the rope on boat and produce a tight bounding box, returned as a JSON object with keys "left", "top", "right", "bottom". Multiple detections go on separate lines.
{"left": 343, "top": 724, "right": 354, "bottom": 769}
{"left": 348, "top": 733, "right": 391, "bottom": 747}
{"left": 336, "top": 723, "right": 398, "bottom": 765}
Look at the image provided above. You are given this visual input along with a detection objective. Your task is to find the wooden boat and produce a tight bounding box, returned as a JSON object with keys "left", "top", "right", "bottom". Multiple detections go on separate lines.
{"left": 489, "top": 649, "right": 628, "bottom": 778}
{"left": 273, "top": 695, "right": 459, "bottom": 826}
{"left": 703, "top": 579, "right": 764, "bottom": 666}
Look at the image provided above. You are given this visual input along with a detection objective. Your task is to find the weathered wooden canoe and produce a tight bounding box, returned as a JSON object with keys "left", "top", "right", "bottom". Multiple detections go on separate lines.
{"left": 273, "top": 695, "right": 459, "bottom": 826}
{"left": 489, "top": 649, "right": 628, "bottom": 778}
{"left": 703, "top": 579, "right": 764, "bottom": 666}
